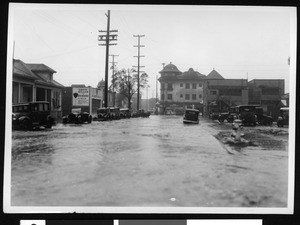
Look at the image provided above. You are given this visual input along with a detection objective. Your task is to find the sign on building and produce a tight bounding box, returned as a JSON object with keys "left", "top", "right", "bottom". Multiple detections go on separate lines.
{"left": 72, "top": 87, "right": 89, "bottom": 106}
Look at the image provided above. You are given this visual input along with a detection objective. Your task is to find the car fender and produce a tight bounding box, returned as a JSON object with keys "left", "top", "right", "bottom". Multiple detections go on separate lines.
{"left": 18, "top": 116, "right": 31, "bottom": 123}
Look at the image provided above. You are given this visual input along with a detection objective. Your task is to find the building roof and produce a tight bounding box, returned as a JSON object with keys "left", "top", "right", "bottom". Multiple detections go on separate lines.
{"left": 13, "top": 59, "right": 40, "bottom": 80}
{"left": 178, "top": 68, "right": 206, "bottom": 79}
{"left": 206, "top": 69, "right": 224, "bottom": 79}
{"left": 13, "top": 59, "right": 64, "bottom": 88}
{"left": 98, "top": 79, "right": 105, "bottom": 87}
{"left": 159, "top": 62, "right": 182, "bottom": 74}
{"left": 26, "top": 63, "right": 57, "bottom": 73}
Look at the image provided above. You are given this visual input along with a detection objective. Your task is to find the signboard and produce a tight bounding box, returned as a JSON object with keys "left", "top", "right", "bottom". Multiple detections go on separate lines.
{"left": 72, "top": 87, "right": 90, "bottom": 106}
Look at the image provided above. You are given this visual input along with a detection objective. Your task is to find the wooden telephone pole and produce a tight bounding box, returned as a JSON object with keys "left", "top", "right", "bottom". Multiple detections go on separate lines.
{"left": 133, "top": 35, "right": 145, "bottom": 111}
{"left": 98, "top": 10, "right": 118, "bottom": 108}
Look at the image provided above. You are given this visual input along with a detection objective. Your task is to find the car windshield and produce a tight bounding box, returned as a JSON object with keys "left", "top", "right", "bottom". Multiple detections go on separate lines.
{"left": 13, "top": 105, "right": 29, "bottom": 113}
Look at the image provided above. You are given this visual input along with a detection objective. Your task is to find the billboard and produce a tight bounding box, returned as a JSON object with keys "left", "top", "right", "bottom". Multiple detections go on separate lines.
{"left": 72, "top": 87, "right": 90, "bottom": 106}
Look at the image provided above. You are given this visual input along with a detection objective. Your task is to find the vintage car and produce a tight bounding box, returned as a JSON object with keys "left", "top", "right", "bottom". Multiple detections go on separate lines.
{"left": 132, "top": 109, "right": 150, "bottom": 118}
{"left": 120, "top": 108, "right": 131, "bottom": 119}
{"left": 254, "top": 107, "right": 274, "bottom": 126}
{"left": 235, "top": 105, "right": 257, "bottom": 126}
{"left": 97, "top": 107, "right": 111, "bottom": 121}
{"left": 12, "top": 101, "right": 54, "bottom": 130}
{"left": 183, "top": 108, "right": 200, "bottom": 124}
{"left": 218, "top": 107, "right": 237, "bottom": 123}
{"left": 110, "top": 107, "right": 121, "bottom": 120}
{"left": 209, "top": 111, "right": 220, "bottom": 120}
{"left": 62, "top": 109, "right": 92, "bottom": 124}
{"left": 277, "top": 107, "right": 289, "bottom": 127}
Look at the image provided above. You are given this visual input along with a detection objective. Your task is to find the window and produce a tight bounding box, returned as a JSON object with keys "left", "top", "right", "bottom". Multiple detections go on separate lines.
{"left": 185, "top": 94, "right": 190, "bottom": 100}
{"left": 39, "top": 104, "right": 43, "bottom": 111}
{"left": 180, "top": 83, "right": 183, "bottom": 87}
{"left": 210, "top": 90, "right": 217, "bottom": 95}
{"left": 180, "top": 94, "right": 183, "bottom": 98}
{"left": 185, "top": 83, "right": 190, "bottom": 89}
{"left": 199, "top": 94, "right": 202, "bottom": 98}
{"left": 161, "top": 94, "right": 165, "bottom": 100}
{"left": 192, "top": 83, "right": 197, "bottom": 89}
{"left": 199, "top": 83, "right": 202, "bottom": 87}
{"left": 192, "top": 94, "right": 196, "bottom": 100}
{"left": 167, "top": 94, "right": 172, "bottom": 100}
{"left": 167, "top": 83, "right": 173, "bottom": 90}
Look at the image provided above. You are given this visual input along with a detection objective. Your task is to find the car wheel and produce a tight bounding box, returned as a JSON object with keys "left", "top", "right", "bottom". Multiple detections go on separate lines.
{"left": 22, "top": 119, "right": 32, "bottom": 131}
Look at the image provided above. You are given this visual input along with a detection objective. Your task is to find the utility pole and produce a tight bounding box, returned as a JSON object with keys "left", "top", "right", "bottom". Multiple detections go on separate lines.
{"left": 109, "top": 54, "right": 119, "bottom": 106}
{"left": 156, "top": 75, "right": 158, "bottom": 103}
{"left": 133, "top": 35, "right": 145, "bottom": 111}
{"left": 98, "top": 10, "right": 118, "bottom": 108}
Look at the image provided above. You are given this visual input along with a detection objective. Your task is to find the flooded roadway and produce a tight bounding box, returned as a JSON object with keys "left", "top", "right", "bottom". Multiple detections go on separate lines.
{"left": 11, "top": 115, "right": 288, "bottom": 207}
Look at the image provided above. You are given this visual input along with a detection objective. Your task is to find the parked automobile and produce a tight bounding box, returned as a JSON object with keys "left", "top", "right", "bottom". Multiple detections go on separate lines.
{"left": 12, "top": 101, "right": 54, "bottom": 130}
{"left": 209, "top": 111, "right": 220, "bottom": 120}
{"left": 277, "top": 107, "right": 289, "bottom": 127}
{"left": 62, "top": 109, "right": 92, "bottom": 124}
{"left": 254, "top": 107, "right": 274, "bottom": 126}
{"left": 120, "top": 108, "right": 131, "bottom": 119}
{"left": 97, "top": 107, "right": 111, "bottom": 121}
{"left": 110, "top": 107, "right": 121, "bottom": 120}
{"left": 235, "top": 105, "right": 258, "bottom": 126}
{"left": 183, "top": 108, "right": 200, "bottom": 124}
{"left": 132, "top": 109, "right": 151, "bottom": 118}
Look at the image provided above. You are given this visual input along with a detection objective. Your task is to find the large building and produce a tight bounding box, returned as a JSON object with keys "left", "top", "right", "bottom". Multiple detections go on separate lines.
{"left": 12, "top": 59, "right": 64, "bottom": 119}
{"left": 248, "top": 79, "right": 285, "bottom": 119}
{"left": 203, "top": 78, "right": 249, "bottom": 116}
{"left": 158, "top": 62, "right": 284, "bottom": 118}
{"left": 158, "top": 63, "right": 206, "bottom": 115}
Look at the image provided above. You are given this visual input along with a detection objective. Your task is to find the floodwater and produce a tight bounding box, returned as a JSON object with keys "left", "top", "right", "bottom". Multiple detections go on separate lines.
{"left": 10, "top": 115, "right": 288, "bottom": 207}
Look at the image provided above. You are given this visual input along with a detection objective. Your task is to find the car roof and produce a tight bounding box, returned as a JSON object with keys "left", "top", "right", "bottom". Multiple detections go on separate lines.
{"left": 185, "top": 108, "right": 199, "bottom": 112}
{"left": 280, "top": 107, "right": 289, "bottom": 110}
{"left": 13, "top": 101, "right": 49, "bottom": 106}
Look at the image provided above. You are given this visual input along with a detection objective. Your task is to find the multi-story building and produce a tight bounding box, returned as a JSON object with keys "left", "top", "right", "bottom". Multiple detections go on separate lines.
{"left": 158, "top": 63, "right": 206, "bottom": 115}
{"left": 203, "top": 78, "right": 249, "bottom": 116}
{"left": 12, "top": 59, "right": 64, "bottom": 119}
{"left": 248, "top": 79, "right": 285, "bottom": 119}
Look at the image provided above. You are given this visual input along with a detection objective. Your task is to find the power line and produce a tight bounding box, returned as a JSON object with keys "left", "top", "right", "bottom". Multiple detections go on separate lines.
{"left": 133, "top": 34, "right": 145, "bottom": 111}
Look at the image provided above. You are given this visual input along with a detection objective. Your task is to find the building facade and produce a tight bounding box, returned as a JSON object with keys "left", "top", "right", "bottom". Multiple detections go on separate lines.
{"left": 158, "top": 63, "right": 206, "bottom": 115}
{"left": 12, "top": 59, "right": 64, "bottom": 119}
{"left": 158, "top": 62, "right": 285, "bottom": 119}
{"left": 248, "top": 79, "right": 285, "bottom": 119}
{"left": 203, "top": 78, "right": 249, "bottom": 116}
{"left": 61, "top": 85, "right": 103, "bottom": 118}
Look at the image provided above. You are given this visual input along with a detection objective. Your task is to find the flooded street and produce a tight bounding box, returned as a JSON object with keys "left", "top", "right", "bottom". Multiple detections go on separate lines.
{"left": 11, "top": 115, "right": 288, "bottom": 207}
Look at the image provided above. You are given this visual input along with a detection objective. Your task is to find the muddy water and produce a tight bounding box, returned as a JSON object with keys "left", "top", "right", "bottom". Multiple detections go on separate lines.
{"left": 11, "top": 115, "right": 288, "bottom": 207}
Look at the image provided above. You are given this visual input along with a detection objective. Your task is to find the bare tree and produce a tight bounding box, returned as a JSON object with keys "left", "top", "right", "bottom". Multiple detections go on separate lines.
{"left": 113, "top": 68, "right": 149, "bottom": 110}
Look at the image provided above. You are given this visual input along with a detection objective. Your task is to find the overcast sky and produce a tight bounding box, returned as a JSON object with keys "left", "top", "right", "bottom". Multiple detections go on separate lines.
{"left": 9, "top": 4, "right": 296, "bottom": 97}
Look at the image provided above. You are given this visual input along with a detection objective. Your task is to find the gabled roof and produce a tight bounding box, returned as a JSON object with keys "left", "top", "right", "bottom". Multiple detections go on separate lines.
{"left": 13, "top": 59, "right": 39, "bottom": 80}
{"left": 206, "top": 69, "right": 224, "bottom": 79}
{"left": 13, "top": 59, "right": 64, "bottom": 89}
{"left": 26, "top": 63, "right": 57, "bottom": 73}
{"left": 178, "top": 68, "right": 206, "bottom": 79}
